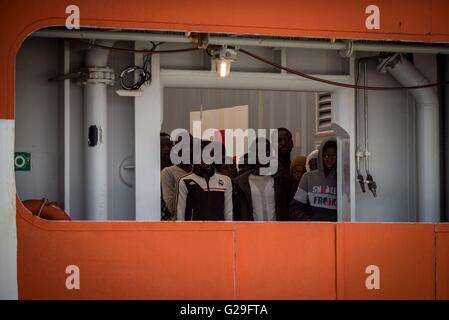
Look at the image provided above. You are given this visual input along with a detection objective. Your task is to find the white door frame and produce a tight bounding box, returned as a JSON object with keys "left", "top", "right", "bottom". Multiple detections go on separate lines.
{"left": 160, "top": 67, "right": 356, "bottom": 221}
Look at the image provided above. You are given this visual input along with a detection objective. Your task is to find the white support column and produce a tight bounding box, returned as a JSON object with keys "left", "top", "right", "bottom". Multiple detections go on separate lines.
{"left": 332, "top": 89, "right": 356, "bottom": 221}
{"left": 134, "top": 42, "right": 162, "bottom": 220}
{"left": 0, "top": 119, "right": 18, "bottom": 299}
{"left": 280, "top": 48, "right": 287, "bottom": 75}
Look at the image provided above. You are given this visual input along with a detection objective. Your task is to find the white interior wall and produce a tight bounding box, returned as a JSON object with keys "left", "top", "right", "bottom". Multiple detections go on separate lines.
{"left": 160, "top": 42, "right": 211, "bottom": 71}
{"left": 353, "top": 53, "right": 438, "bottom": 222}
{"left": 15, "top": 38, "right": 136, "bottom": 220}
{"left": 286, "top": 48, "right": 350, "bottom": 75}
{"left": 15, "top": 38, "right": 61, "bottom": 204}
{"left": 162, "top": 88, "right": 317, "bottom": 158}
{"left": 108, "top": 42, "right": 136, "bottom": 220}
{"left": 354, "top": 61, "right": 414, "bottom": 222}
{"left": 134, "top": 43, "right": 162, "bottom": 221}
{"left": 68, "top": 40, "right": 85, "bottom": 218}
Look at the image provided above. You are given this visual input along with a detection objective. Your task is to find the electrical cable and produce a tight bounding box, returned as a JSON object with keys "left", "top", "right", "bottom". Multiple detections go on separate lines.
{"left": 238, "top": 48, "right": 449, "bottom": 91}
{"left": 353, "top": 55, "right": 382, "bottom": 193}
{"left": 76, "top": 39, "right": 449, "bottom": 91}
{"left": 74, "top": 39, "right": 200, "bottom": 54}
{"left": 119, "top": 42, "right": 162, "bottom": 90}
{"left": 354, "top": 55, "right": 382, "bottom": 158}
{"left": 78, "top": 39, "right": 200, "bottom": 90}
{"left": 119, "top": 54, "right": 152, "bottom": 90}
{"left": 205, "top": 47, "right": 213, "bottom": 57}
{"left": 363, "top": 62, "right": 371, "bottom": 176}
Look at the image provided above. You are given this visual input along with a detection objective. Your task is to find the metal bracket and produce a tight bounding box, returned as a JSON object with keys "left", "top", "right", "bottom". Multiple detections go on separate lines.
{"left": 377, "top": 53, "right": 401, "bottom": 74}
{"left": 199, "top": 33, "right": 210, "bottom": 49}
{"left": 50, "top": 66, "right": 115, "bottom": 86}
{"left": 48, "top": 71, "right": 85, "bottom": 82}
{"left": 340, "top": 40, "right": 354, "bottom": 58}
{"left": 83, "top": 67, "right": 115, "bottom": 86}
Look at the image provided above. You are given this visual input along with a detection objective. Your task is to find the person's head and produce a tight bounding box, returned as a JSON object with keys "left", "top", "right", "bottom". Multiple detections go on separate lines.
{"left": 160, "top": 132, "right": 173, "bottom": 169}
{"left": 252, "top": 137, "right": 271, "bottom": 168}
{"left": 248, "top": 137, "right": 278, "bottom": 175}
{"left": 290, "top": 156, "right": 307, "bottom": 185}
{"left": 238, "top": 153, "right": 254, "bottom": 175}
{"left": 277, "top": 128, "right": 293, "bottom": 159}
{"left": 306, "top": 149, "right": 319, "bottom": 172}
{"left": 172, "top": 133, "right": 194, "bottom": 167}
{"left": 217, "top": 157, "right": 238, "bottom": 179}
{"left": 194, "top": 140, "right": 216, "bottom": 178}
{"left": 321, "top": 139, "right": 337, "bottom": 174}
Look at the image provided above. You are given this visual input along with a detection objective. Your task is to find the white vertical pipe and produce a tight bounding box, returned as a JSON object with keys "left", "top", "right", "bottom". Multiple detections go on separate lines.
{"left": 84, "top": 40, "right": 114, "bottom": 220}
{"left": 84, "top": 83, "right": 108, "bottom": 220}
{"left": 383, "top": 55, "right": 440, "bottom": 222}
{"left": 280, "top": 48, "right": 287, "bottom": 75}
{"left": 135, "top": 42, "right": 162, "bottom": 220}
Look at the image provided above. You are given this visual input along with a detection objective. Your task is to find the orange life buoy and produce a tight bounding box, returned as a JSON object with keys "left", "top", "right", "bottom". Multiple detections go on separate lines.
{"left": 23, "top": 199, "right": 71, "bottom": 221}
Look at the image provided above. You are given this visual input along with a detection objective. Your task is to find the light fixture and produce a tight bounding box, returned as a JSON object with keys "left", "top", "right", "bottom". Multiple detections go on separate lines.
{"left": 213, "top": 46, "right": 237, "bottom": 78}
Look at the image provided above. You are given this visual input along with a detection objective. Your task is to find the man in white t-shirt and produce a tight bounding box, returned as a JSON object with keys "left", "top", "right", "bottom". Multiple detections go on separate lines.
{"left": 233, "top": 138, "right": 293, "bottom": 221}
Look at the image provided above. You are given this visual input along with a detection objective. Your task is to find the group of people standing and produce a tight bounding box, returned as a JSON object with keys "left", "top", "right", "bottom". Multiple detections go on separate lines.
{"left": 160, "top": 128, "right": 337, "bottom": 222}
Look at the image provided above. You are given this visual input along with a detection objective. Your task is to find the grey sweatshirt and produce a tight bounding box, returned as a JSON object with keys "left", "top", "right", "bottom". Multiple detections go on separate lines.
{"left": 161, "top": 165, "right": 191, "bottom": 215}
{"left": 289, "top": 137, "right": 337, "bottom": 221}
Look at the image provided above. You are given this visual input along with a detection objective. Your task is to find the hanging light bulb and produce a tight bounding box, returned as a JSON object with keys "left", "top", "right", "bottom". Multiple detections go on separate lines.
{"left": 217, "top": 58, "right": 231, "bottom": 78}
{"left": 213, "top": 46, "right": 237, "bottom": 78}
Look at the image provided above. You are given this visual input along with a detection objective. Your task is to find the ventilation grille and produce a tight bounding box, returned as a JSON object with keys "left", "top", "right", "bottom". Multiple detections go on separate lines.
{"left": 316, "top": 92, "right": 332, "bottom": 133}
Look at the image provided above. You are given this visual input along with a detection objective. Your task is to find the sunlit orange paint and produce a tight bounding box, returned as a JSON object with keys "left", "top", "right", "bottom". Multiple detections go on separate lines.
{"left": 336, "top": 223, "right": 435, "bottom": 300}
{"left": 235, "top": 223, "right": 336, "bottom": 300}
{"left": 2, "top": 0, "right": 449, "bottom": 119}
{"left": 17, "top": 198, "right": 235, "bottom": 300}
{"left": 436, "top": 224, "right": 449, "bottom": 300}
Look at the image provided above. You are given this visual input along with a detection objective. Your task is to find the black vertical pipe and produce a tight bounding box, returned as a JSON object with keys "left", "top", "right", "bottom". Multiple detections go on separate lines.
{"left": 437, "top": 54, "right": 447, "bottom": 222}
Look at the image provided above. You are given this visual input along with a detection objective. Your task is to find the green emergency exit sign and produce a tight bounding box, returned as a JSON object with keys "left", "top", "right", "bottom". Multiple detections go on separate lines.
{"left": 14, "top": 152, "right": 31, "bottom": 171}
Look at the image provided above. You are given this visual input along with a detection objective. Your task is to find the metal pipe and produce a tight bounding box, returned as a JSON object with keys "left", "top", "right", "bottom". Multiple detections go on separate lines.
{"left": 363, "top": 63, "right": 370, "bottom": 176}
{"left": 85, "top": 40, "right": 115, "bottom": 66}
{"left": 354, "top": 60, "right": 365, "bottom": 192}
{"left": 160, "top": 69, "right": 350, "bottom": 91}
{"left": 84, "top": 40, "right": 115, "bottom": 220}
{"left": 363, "top": 62, "right": 377, "bottom": 197}
{"left": 33, "top": 29, "right": 449, "bottom": 54}
{"left": 355, "top": 56, "right": 381, "bottom": 194}
{"left": 380, "top": 54, "right": 440, "bottom": 222}
{"left": 34, "top": 30, "right": 192, "bottom": 44}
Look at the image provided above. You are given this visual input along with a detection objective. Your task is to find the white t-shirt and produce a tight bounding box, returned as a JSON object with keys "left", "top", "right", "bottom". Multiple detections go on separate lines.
{"left": 248, "top": 174, "right": 275, "bottom": 221}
